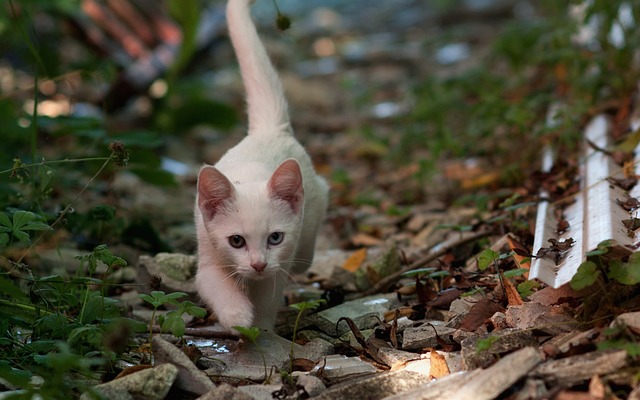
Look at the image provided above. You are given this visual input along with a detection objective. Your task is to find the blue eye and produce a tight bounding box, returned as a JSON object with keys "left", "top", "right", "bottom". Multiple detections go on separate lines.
{"left": 229, "top": 235, "right": 246, "bottom": 248}
{"left": 268, "top": 232, "right": 284, "bottom": 246}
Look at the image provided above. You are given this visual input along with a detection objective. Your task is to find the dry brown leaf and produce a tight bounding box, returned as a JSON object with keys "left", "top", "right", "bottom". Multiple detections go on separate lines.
{"left": 588, "top": 375, "right": 606, "bottom": 399}
{"left": 502, "top": 274, "right": 524, "bottom": 306}
{"left": 460, "top": 171, "right": 500, "bottom": 190}
{"left": 507, "top": 234, "right": 530, "bottom": 275}
{"left": 429, "top": 349, "right": 450, "bottom": 379}
{"left": 342, "top": 248, "right": 367, "bottom": 272}
{"left": 458, "top": 298, "right": 505, "bottom": 332}
{"left": 351, "top": 232, "right": 384, "bottom": 247}
{"left": 115, "top": 364, "right": 153, "bottom": 379}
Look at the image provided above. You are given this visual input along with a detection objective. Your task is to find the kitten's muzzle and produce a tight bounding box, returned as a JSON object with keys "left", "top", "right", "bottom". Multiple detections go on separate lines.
{"left": 251, "top": 261, "right": 267, "bottom": 272}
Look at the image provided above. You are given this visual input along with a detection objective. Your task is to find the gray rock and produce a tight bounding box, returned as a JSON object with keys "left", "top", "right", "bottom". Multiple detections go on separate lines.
{"left": 611, "top": 311, "right": 640, "bottom": 331}
{"left": 505, "top": 302, "right": 578, "bottom": 335}
{"left": 205, "top": 330, "right": 303, "bottom": 382}
{"left": 304, "top": 293, "right": 400, "bottom": 336}
{"left": 401, "top": 323, "right": 457, "bottom": 351}
{"left": 460, "top": 329, "right": 538, "bottom": 369}
{"left": 197, "top": 383, "right": 253, "bottom": 400}
{"left": 138, "top": 253, "right": 197, "bottom": 294}
{"left": 376, "top": 347, "right": 421, "bottom": 370}
{"left": 152, "top": 336, "right": 216, "bottom": 395}
{"left": 312, "top": 370, "right": 431, "bottom": 400}
{"left": 299, "top": 338, "right": 335, "bottom": 362}
{"left": 311, "top": 354, "right": 378, "bottom": 378}
{"left": 81, "top": 363, "right": 178, "bottom": 400}
{"left": 296, "top": 374, "right": 326, "bottom": 397}
{"left": 237, "top": 384, "right": 283, "bottom": 400}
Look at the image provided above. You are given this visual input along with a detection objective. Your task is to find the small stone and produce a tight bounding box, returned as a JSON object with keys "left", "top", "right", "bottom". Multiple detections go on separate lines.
{"left": 460, "top": 329, "right": 538, "bottom": 370}
{"left": 305, "top": 293, "right": 400, "bottom": 336}
{"left": 296, "top": 375, "right": 326, "bottom": 397}
{"left": 401, "top": 323, "right": 457, "bottom": 351}
{"left": 311, "top": 354, "right": 378, "bottom": 378}
{"left": 197, "top": 382, "right": 253, "bottom": 400}
{"left": 376, "top": 347, "right": 421, "bottom": 370}
{"left": 505, "top": 303, "right": 578, "bottom": 335}
{"left": 206, "top": 330, "right": 302, "bottom": 382}
{"left": 152, "top": 336, "right": 216, "bottom": 395}
{"left": 138, "top": 253, "right": 198, "bottom": 294}
{"left": 237, "top": 384, "right": 283, "bottom": 400}
{"left": 81, "top": 363, "right": 178, "bottom": 400}
{"left": 300, "top": 338, "right": 335, "bottom": 362}
{"left": 611, "top": 311, "right": 640, "bottom": 331}
{"left": 490, "top": 312, "right": 508, "bottom": 330}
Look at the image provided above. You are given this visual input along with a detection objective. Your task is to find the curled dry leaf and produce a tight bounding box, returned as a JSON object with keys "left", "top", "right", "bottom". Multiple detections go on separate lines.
{"left": 429, "top": 349, "right": 450, "bottom": 379}
{"left": 342, "top": 248, "right": 368, "bottom": 272}
{"left": 616, "top": 197, "right": 640, "bottom": 211}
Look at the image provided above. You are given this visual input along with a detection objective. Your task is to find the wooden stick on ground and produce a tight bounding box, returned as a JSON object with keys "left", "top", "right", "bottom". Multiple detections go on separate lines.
{"left": 359, "top": 228, "right": 494, "bottom": 297}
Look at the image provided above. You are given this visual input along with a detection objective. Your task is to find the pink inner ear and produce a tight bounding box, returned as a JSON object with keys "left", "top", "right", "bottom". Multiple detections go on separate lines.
{"left": 197, "top": 166, "right": 234, "bottom": 220}
{"left": 268, "top": 159, "right": 304, "bottom": 213}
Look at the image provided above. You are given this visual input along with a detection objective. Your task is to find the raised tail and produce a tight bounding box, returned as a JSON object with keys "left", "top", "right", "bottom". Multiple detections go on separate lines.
{"left": 226, "top": 0, "right": 291, "bottom": 136}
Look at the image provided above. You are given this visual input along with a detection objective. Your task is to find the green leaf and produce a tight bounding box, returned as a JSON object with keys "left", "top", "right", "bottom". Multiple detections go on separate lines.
{"left": 428, "top": 270, "right": 450, "bottom": 279}
{"left": 475, "top": 336, "right": 499, "bottom": 353}
{"left": 608, "top": 252, "right": 640, "bottom": 285}
{"left": 402, "top": 267, "right": 437, "bottom": 278}
{"left": 0, "top": 360, "right": 32, "bottom": 388}
{"left": 503, "top": 268, "right": 530, "bottom": 278}
{"left": 517, "top": 280, "right": 539, "bottom": 297}
{"left": 0, "top": 212, "right": 11, "bottom": 228}
{"left": 67, "top": 325, "right": 103, "bottom": 350}
{"left": 0, "top": 275, "right": 28, "bottom": 301}
{"left": 0, "top": 233, "right": 7, "bottom": 246}
{"left": 570, "top": 260, "right": 600, "bottom": 290}
{"left": 162, "top": 311, "right": 186, "bottom": 337}
{"left": 477, "top": 248, "right": 500, "bottom": 271}
{"left": 233, "top": 326, "right": 260, "bottom": 343}
{"left": 178, "top": 301, "right": 207, "bottom": 318}
{"left": 586, "top": 239, "right": 617, "bottom": 256}
{"left": 289, "top": 299, "right": 326, "bottom": 312}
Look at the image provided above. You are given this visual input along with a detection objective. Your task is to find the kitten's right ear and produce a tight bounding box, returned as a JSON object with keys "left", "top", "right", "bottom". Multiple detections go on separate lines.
{"left": 197, "top": 166, "right": 235, "bottom": 220}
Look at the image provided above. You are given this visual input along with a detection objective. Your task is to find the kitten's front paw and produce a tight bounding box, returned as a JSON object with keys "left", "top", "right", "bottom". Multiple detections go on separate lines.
{"left": 217, "top": 304, "right": 254, "bottom": 333}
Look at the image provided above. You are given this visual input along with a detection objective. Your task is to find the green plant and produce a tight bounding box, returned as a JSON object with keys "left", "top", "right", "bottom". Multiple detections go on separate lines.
{"left": 0, "top": 245, "right": 144, "bottom": 397}
{"left": 138, "top": 291, "right": 206, "bottom": 346}
{"left": 233, "top": 325, "right": 270, "bottom": 383}
{"left": 571, "top": 240, "right": 640, "bottom": 290}
{"left": 287, "top": 299, "right": 325, "bottom": 384}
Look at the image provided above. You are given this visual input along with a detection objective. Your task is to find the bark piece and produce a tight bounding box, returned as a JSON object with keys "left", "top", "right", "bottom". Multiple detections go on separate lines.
{"left": 505, "top": 302, "right": 579, "bottom": 335}
{"left": 461, "top": 329, "right": 538, "bottom": 369}
{"left": 451, "top": 347, "right": 543, "bottom": 400}
{"left": 402, "top": 323, "right": 457, "bottom": 351}
{"left": 532, "top": 350, "right": 628, "bottom": 385}
{"left": 312, "top": 370, "right": 431, "bottom": 400}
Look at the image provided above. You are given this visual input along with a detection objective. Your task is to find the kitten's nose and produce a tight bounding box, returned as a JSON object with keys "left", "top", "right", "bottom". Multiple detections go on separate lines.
{"left": 251, "top": 262, "right": 267, "bottom": 272}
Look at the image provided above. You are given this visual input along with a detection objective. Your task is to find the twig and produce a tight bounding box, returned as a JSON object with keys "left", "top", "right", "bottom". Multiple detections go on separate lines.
{"left": 151, "top": 326, "right": 240, "bottom": 340}
{"left": 358, "top": 228, "right": 494, "bottom": 297}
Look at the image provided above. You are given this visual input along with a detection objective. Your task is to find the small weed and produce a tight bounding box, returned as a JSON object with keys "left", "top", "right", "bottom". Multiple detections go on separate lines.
{"left": 233, "top": 325, "right": 270, "bottom": 383}
{"left": 571, "top": 240, "right": 640, "bottom": 290}
{"left": 139, "top": 291, "right": 206, "bottom": 348}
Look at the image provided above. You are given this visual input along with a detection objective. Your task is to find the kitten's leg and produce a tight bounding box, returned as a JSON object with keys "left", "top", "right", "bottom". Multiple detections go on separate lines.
{"left": 196, "top": 264, "right": 254, "bottom": 331}
{"left": 248, "top": 275, "right": 285, "bottom": 330}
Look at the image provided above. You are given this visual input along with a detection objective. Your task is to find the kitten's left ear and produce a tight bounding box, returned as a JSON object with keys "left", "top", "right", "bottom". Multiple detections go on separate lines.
{"left": 197, "top": 166, "right": 235, "bottom": 220}
{"left": 268, "top": 159, "right": 304, "bottom": 214}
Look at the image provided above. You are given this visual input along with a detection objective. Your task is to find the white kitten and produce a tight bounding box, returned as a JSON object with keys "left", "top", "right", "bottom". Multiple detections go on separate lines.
{"left": 194, "top": 0, "right": 329, "bottom": 331}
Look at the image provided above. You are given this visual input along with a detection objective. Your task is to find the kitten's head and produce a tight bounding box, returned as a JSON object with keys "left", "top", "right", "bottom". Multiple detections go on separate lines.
{"left": 196, "top": 159, "right": 304, "bottom": 280}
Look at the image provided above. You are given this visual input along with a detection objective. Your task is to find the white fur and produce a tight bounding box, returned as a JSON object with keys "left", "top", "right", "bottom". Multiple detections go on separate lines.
{"left": 194, "top": 0, "right": 329, "bottom": 332}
